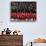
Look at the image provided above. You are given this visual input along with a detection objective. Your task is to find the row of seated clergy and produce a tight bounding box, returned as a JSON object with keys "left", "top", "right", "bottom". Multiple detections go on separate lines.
{"left": 2, "top": 28, "right": 11, "bottom": 35}
{"left": 13, "top": 30, "right": 21, "bottom": 35}
{"left": 2, "top": 28, "right": 21, "bottom": 35}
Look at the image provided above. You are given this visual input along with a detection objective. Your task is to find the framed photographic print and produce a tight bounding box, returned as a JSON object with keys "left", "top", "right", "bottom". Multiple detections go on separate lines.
{"left": 10, "top": 2, "right": 37, "bottom": 22}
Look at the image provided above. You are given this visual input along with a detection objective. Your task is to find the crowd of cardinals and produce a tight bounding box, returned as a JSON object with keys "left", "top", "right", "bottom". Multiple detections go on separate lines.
{"left": 11, "top": 12, "right": 36, "bottom": 21}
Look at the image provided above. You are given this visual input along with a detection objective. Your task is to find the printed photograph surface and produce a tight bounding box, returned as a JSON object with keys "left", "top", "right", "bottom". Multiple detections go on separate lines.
{"left": 10, "top": 2, "right": 37, "bottom": 22}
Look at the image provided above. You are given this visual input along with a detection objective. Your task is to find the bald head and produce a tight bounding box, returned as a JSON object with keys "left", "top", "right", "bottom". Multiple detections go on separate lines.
{"left": 32, "top": 38, "right": 46, "bottom": 43}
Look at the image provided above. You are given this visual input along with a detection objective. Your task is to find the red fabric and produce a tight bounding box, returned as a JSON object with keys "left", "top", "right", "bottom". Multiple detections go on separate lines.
{"left": 11, "top": 12, "right": 36, "bottom": 20}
